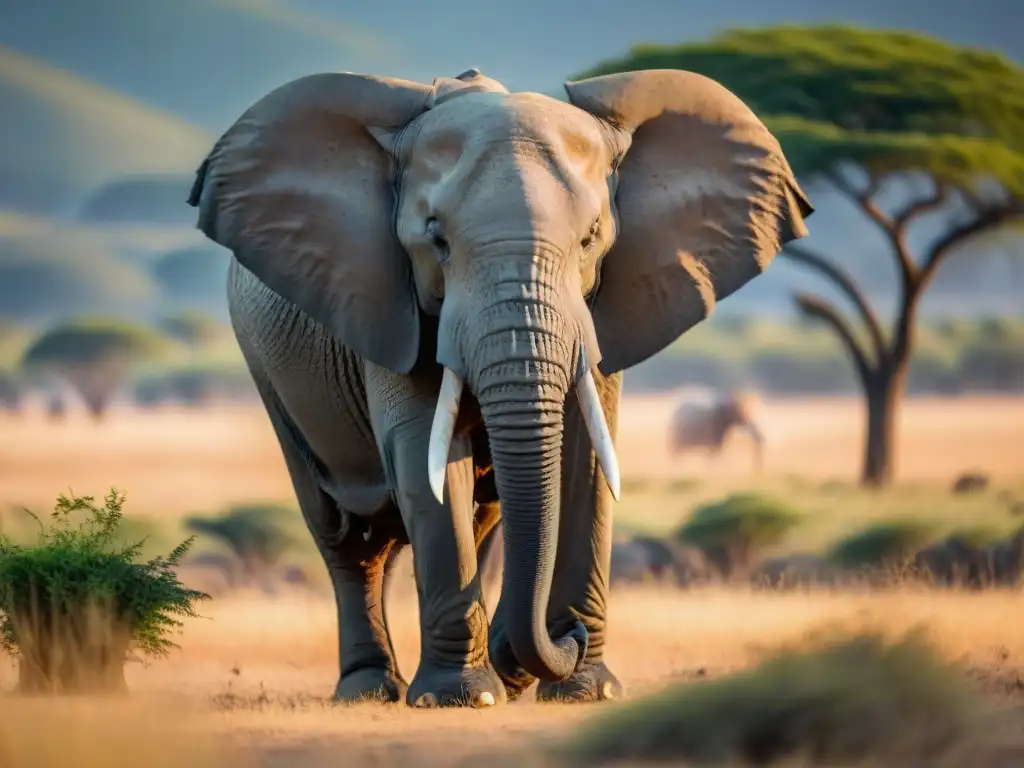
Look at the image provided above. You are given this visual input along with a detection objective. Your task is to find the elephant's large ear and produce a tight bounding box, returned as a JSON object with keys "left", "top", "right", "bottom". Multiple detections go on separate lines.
{"left": 565, "top": 69, "right": 814, "bottom": 376}
{"left": 188, "top": 73, "right": 432, "bottom": 373}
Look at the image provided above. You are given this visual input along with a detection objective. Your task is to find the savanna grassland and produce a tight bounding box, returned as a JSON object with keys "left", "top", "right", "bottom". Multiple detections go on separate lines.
{"left": 0, "top": 395, "right": 1023, "bottom": 766}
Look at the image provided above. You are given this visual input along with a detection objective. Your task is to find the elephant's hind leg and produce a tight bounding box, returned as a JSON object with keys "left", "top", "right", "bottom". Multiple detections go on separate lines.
{"left": 245, "top": 365, "right": 408, "bottom": 703}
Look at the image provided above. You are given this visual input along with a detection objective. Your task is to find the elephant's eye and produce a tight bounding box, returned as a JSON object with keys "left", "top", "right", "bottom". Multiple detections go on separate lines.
{"left": 580, "top": 219, "right": 600, "bottom": 252}
{"left": 426, "top": 218, "right": 450, "bottom": 262}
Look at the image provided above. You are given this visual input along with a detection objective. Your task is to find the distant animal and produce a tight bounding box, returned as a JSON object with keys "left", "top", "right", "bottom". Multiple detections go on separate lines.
{"left": 951, "top": 472, "right": 989, "bottom": 495}
{"left": 668, "top": 389, "right": 764, "bottom": 470}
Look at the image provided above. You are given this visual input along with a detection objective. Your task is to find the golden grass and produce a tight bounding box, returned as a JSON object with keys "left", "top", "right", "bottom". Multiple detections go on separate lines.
{"left": 1, "top": 395, "right": 1022, "bottom": 518}
{"left": 0, "top": 396, "right": 1022, "bottom": 764}
{"left": 1, "top": 587, "right": 1022, "bottom": 766}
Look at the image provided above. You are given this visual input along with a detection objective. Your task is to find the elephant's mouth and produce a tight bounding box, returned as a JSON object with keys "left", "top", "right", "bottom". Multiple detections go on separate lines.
{"left": 426, "top": 366, "right": 621, "bottom": 505}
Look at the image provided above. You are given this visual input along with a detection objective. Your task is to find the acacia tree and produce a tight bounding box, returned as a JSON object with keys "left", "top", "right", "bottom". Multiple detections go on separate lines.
{"left": 21, "top": 319, "right": 172, "bottom": 420}
{"left": 576, "top": 26, "right": 1024, "bottom": 485}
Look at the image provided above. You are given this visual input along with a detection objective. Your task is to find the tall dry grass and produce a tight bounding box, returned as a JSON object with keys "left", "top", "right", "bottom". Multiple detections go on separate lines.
{"left": 1, "top": 586, "right": 1020, "bottom": 766}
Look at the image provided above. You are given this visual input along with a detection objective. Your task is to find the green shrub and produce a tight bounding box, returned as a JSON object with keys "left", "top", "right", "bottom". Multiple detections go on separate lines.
{"left": 554, "top": 631, "right": 979, "bottom": 766}
{"left": 675, "top": 493, "right": 801, "bottom": 578}
{"left": 828, "top": 519, "right": 937, "bottom": 570}
{"left": 0, "top": 490, "right": 209, "bottom": 693}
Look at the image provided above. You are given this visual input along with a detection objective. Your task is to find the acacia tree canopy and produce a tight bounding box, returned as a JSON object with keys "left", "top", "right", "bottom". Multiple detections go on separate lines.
{"left": 22, "top": 319, "right": 171, "bottom": 370}
{"left": 574, "top": 26, "right": 1024, "bottom": 196}
{"left": 576, "top": 26, "right": 1023, "bottom": 486}
{"left": 21, "top": 319, "right": 175, "bottom": 417}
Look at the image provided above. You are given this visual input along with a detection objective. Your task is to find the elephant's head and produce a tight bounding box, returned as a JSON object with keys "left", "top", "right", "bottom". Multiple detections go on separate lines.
{"left": 721, "top": 392, "right": 765, "bottom": 470}
{"left": 188, "top": 67, "right": 812, "bottom": 681}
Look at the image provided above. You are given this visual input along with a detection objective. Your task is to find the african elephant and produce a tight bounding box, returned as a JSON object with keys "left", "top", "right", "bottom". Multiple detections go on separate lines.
{"left": 668, "top": 389, "right": 764, "bottom": 470}
{"left": 186, "top": 66, "right": 813, "bottom": 709}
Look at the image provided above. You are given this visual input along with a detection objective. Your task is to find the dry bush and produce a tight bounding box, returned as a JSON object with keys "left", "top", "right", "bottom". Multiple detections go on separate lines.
{"left": 551, "top": 630, "right": 989, "bottom": 767}
{"left": 828, "top": 519, "right": 937, "bottom": 572}
{"left": 675, "top": 493, "right": 801, "bottom": 579}
{"left": 0, "top": 491, "right": 208, "bottom": 693}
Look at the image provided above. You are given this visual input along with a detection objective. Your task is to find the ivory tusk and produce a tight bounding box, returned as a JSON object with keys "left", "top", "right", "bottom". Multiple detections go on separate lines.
{"left": 576, "top": 370, "right": 621, "bottom": 501}
{"left": 428, "top": 367, "right": 464, "bottom": 505}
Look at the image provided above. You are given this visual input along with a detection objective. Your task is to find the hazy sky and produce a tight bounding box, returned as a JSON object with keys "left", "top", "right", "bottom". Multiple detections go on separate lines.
{"left": 1, "top": 0, "right": 1020, "bottom": 316}
{"left": 1, "top": 0, "right": 1020, "bottom": 131}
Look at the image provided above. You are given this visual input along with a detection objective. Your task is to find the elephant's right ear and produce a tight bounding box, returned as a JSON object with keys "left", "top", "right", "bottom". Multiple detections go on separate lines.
{"left": 188, "top": 73, "right": 432, "bottom": 374}
{"left": 565, "top": 70, "right": 814, "bottom": 376}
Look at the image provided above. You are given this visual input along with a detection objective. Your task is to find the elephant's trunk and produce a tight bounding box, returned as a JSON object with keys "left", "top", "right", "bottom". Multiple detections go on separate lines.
{"left": 427, "top": 275, "right": 619, "bottom": 681}
{"left": 478, "top": 365, "right": 580, "bottom": 681}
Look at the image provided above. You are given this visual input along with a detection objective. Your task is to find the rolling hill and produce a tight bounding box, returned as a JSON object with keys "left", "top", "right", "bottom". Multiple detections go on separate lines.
{"left": 0, "top": 46, "right": 211, "bottom": 216}
{"left": 0, "top": 211, "right": 206, "bottom": 323}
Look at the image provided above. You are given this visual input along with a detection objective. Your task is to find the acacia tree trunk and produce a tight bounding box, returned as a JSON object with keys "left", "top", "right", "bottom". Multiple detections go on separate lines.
{"left": 784, "top": 168, "right": 1021, "bottom": 490}
{"left": 862, "top": 359, "right": 908, "bottom": 487}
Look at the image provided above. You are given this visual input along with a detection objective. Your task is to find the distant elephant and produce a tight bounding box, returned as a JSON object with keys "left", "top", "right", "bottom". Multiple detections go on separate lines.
{"left": 186, "top": 66, "right": 812, "bottom": 708}
{"left": 668, "top": 389, "right": 764, "bottom": 470}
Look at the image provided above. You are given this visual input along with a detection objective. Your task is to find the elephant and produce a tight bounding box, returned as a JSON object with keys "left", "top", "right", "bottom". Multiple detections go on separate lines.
{"left": 185, "top": 65, "right": 813, "bottom": 709}
{"left": 668, "top": 388, "right": 764, "bottom": 470}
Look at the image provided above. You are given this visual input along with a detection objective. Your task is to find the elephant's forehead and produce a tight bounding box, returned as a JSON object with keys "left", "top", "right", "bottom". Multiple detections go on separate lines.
{"left": 417, "top": 93, "right": 608, "bottom": 160}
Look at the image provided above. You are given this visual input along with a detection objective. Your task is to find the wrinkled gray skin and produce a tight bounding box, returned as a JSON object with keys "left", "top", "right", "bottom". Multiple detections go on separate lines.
{"left": 187, "top": 67, "right": 813, "bottom": 708}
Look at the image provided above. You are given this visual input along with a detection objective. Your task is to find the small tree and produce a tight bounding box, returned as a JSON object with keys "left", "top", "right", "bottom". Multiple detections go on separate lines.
{"left": 21, "top": 317, "right": 174, "bottom": 419}
{"left": 157, "top": 310, "right": 229, "bottom": 348}
{"left": 0, "top": 490, "right": 208, "bottom": 694}
{"left": 828, "top": 519, "right": 937, "bottom": 572}
{"left": 674, "top": 493, "right": 800, "bottom": 579}
{"left": 576, "top": 27, "right": 1024, "bottom": 485}
{"left": 183, "top": 504, "right": 297, "bottom": 587}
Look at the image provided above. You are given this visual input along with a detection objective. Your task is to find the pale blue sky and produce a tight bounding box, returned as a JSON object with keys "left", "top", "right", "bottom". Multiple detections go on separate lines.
{"left": 1, "top": 0, "right": 1020, "bottom": 131}
{"left": 1, "top": 0, "right": 1020, "bottom": 316}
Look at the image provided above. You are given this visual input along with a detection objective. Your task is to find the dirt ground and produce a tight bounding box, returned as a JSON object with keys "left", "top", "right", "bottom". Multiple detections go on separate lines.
{"left": 0, "top": 394, "right": 1022, "bottom": 766}
{"left": 1, "top": 587, "right": 1023, "bottom": 766}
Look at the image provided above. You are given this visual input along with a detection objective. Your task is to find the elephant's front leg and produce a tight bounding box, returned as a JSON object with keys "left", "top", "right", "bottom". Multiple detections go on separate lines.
{"left": 490, "top": 369, "right": 624, "bottom": 703}
{"left": 365, "top": 363, "right": 504, "bottom": 709}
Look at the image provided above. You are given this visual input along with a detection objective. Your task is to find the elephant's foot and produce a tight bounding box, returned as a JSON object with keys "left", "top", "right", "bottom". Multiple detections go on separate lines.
{"left": 406, "top": 664, "right": 506, "bottom": 709}
{"left": 536, "top": 661, "right": 624, "bottom": 703}
{"left": 335, "top": 666, "right": 406, "bottom": 704}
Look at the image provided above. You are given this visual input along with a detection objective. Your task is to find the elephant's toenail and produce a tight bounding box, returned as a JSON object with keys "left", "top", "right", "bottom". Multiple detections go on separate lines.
{"left": 473, "top": 691, "right": 495, "bottom": 708}
{"left": 415, "top": 693, "right": 438, "bottom": 708}
{"left": 601, "top": 681, "right": 616, "bottom": 700}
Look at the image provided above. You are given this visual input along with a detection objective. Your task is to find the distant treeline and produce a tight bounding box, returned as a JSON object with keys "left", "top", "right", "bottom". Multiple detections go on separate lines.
{"left": 626, "top": 314, "right": 1024, "bottom": 396}
{"left": 1, "top": 312, "right": 1021, "bottom": 413}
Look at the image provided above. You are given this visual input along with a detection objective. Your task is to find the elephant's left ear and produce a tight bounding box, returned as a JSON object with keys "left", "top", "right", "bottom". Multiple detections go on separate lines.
{"left": 565, "top": 69, "right": 814, "bottom": 376}
{"left": 188, "top": 73, "right": 432, "bottom": 374}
